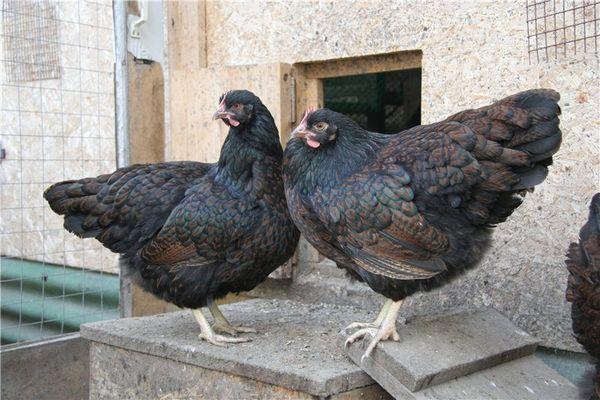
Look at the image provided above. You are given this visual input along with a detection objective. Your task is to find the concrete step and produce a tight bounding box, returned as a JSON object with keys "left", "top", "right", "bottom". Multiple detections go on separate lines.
{"left": 374, "top": 355, "right": 579, "bottom": 400}
{"left": 341, "top": 308, "right": 579, "bottom": 398}
{"left": 81, "top": 299, "right": 389, "bottom": 399}
{"left": 341, "top": 308, "right": 539, "bottom": 392}
{"left": 80, "top": 299, "right": 578, "bottom": 400}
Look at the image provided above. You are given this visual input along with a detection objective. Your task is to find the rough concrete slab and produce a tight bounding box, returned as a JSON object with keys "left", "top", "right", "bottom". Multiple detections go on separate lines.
{"left": 81, "top": 299, "right": 380, "bottom": 397}
{"left": 385, "top": 355, "right": 578, "bottom": 400}
{"left": 342, "top": 308, "right": 539, "bottom": 392}
{"left": 0, "top": 333, "right": 89, "bottom": 400}
{"left": 89, "top": 342, "right": 391, "bottom": 400}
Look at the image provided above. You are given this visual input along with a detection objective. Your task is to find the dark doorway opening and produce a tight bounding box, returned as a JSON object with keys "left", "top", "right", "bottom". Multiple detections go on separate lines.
{"left": 322, "top": 68, "right": 421, "bottom": 134}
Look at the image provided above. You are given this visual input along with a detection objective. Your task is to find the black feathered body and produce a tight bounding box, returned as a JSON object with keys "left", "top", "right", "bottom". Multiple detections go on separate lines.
{"left": 566, "top": 193, "right": 600, "bottom": 399}
{"left": 284, "top": 89, "right": 562, "bottom": 301}
{"left": 45, "top": 95, "right": 299, "bottom": 309}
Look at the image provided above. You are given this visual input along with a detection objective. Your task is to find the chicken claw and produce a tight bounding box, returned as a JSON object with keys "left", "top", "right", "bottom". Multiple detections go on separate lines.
{"left": 213, "top": 323, "right": 258, "bottom": 336}
{"left": 342, "top": 299, "right": 392, "bottom": 333}
{"left": 345, "top": 327, "right": 377, "bottom": 347}
{"left": 361, "top": 319, "right": 401, "bottom": 363}
{"left": 208, "top": 299, "right": 258, "bottom": 336}
{"left": 343, "top": 322, "right": 378, "bottom": 332}
{"left": 192, "top": 309, "right": 252, "bottom": 347}
{"left": 343, "top": 299, "right": 404, "bottom": 362}
{"left": 199, "top": 332, "right": 251, "bottom": 346}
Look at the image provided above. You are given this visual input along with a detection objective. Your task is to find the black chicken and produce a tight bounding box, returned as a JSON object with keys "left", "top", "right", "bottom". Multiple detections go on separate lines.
{"left": 283, "top": 89, "right": 562, "bottom": 358}
{"left": 566, "top": 193, "right": 600, "bottom": 399}
{"left": 45, "top": 90, "right": 299, "bottom": 345}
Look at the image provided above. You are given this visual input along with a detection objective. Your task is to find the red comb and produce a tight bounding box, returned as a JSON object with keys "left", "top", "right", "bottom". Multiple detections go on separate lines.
{"left": 298, "top": 106, "right": 316, "bottom": 128}
{"left": 218, "top": 90, "right": 231, "bottom": 108}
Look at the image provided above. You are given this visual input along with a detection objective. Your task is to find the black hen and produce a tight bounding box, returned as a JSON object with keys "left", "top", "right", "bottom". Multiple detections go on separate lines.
{"left": 45, "top": 90, "right": 299, "bottom": 345}
{"left": 283, "top": 89, "right": 562, "bottom": 357}
{"left": 566, "top": 193, "right": 600, "bottom": 399}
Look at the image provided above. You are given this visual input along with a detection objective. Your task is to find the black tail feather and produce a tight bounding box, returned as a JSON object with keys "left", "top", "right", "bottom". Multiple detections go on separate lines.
{"left": 450, "top": 89, "right": 562, "bottom": 226}
{"left": 44, "top": 178, "right": 105, "bottom": 237}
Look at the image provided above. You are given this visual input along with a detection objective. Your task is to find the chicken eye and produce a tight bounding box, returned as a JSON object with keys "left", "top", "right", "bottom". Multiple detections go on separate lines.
{"left": 314, "top": 122, "right": 327, "bottom": 131}
{"left": 232, "top": 103, "right": 242, "bottom": 110}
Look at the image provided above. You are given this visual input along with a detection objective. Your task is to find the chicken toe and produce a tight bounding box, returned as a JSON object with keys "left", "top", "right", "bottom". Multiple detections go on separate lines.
{"left": 213, "top": 323, "right": 258, "bottom": 336}
{"left": 192, "top": 308, "right": 252, "bottom": 346}
{"left": 342, "top": 299, "right": 393, "bottom": 333}
{"left": 199, "top": 332, "right": 251, "bottom": 346}
{"left": 208, "top": 299, "right": 258, "bottom": 336}
{"left": 345, "top": 327, "right": 378, "bottom": 347}
{"left": 360, "top": 300, "right": 403, "bottom": 362}
{"left": 361, "top": 320, "right": 401, "bottom": 363}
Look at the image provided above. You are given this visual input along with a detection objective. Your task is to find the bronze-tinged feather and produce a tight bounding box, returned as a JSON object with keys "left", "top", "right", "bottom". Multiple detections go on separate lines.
{"left": 141, "top": 235, "right": 198, "bottom": 266}
{"left": 484, "top": 120, "right": 513, "bottom": 141}
{"left": 488, "top": 105, "right": 531, "bottom": 129}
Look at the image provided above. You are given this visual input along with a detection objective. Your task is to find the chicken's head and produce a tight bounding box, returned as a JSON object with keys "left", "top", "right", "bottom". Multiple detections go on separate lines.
{"left": 291, "top": 108, "right": 340, "bottom": 149}
{"left": 213, "top": 90, "right": 258, "bottom": 128}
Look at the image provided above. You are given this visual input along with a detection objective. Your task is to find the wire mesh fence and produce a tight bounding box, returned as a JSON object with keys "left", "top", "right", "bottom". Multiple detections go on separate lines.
{"left": 0, "top": 0, "right": 119, "bottom": 345}
{"left": 526, "top": 0, "right": 600, "bottom": 63}
{"left": 323, "top": 68, "right": 422, "bottom": 134}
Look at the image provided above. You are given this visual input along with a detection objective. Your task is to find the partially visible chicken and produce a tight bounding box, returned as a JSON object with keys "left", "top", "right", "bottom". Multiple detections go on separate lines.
{"left": 283, "top": 89, "right": 562, "bottom": 359}
{"left": 566, "top": 193, "right": 600, "bottom": 399}
{"left": 45, "top": 90, "right": 300, "bottom": 345}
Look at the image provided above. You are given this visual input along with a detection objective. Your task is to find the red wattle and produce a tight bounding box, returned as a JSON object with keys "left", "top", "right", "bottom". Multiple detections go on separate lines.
{"left": 306, "top": 139, "right": 321, "bottom": 148}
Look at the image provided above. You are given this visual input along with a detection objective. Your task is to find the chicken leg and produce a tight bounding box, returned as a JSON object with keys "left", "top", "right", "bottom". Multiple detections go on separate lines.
{"left": 342, "top": 298, "right": 392, "bottom": 332}
{"left": 192, "top": 309, "right": 251, "bottom": 346}
{"left": 345, "top": 299, "right": 404, "bottom": 362}
{"left": 207, "top": 298, "right": 258, "bottom": 336}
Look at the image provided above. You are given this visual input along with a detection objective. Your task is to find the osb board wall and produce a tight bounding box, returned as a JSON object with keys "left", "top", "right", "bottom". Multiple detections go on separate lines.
{"left": 187, "top": 0, "right": 600, "bottom": 351}
{"left": 168, "top": 63, "right": 292, "bottom": 162}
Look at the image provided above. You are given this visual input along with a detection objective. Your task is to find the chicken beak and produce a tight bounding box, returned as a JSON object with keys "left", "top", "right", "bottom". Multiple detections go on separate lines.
{"left": 292, "top": 129, "right": 321, "bottom": 148}
{"left": 213, "top": 108, "right": 241, "bottom": 127}
{"left": 212, "top": 109, "right": 227, "bottom": 120}
{"left": 292, "top": 129, "right": 312, "bottom": 139}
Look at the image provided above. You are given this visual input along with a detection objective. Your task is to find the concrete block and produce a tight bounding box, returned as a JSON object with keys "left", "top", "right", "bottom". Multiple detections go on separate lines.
{"left": 342, "top": 308, "right": 539, "bottom": 392}
{"left": 81, "top": 299, "right": 388, "bottom": 398}
{"left": 380, "top": 356, "right": 578, "bottom": 400}
{"left": 1, "top": 333, "right": 89, "bottom": 400}
{"left": 82, "top": 299, "right": 579, "bottom": 400}
{"left": 89, "top": 342, "right": 391, "bottom": 400}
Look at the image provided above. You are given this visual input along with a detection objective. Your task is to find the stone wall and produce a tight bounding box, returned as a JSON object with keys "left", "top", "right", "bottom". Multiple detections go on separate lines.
{"left": 193, "top": 0, "right": 600, "bottom": 351}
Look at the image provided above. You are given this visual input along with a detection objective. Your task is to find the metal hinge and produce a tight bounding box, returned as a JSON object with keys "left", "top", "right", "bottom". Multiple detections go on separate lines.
{"left": 290, "top": 75, "right": 296, "bottom": 125}
{"left": 127, "top": 0, "right": 164, "bottom": 64}
{"left": 0, "top": 142, "right": 6, "bottom": 162}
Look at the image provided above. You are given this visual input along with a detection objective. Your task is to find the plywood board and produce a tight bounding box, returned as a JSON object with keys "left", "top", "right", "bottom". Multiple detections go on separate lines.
{"left": 128, "top": 55, "right": 165, "bottom": 164}
{"left": 299, "top": 51, "right": 422, "bottom": 79}
{"left": 168, "top": 63, "right": 293, "bottom": 162}
{"left": 166, "top": 1, "right": 207, "bottom": 70}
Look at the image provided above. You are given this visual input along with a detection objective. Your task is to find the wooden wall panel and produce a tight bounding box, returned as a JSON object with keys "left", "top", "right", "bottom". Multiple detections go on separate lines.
{"left": 168, "top": 63, "right": 293, "bottom": 162}
{"left": 298, "top": 51, "right": 422, "bottom": 79}
{"left": 128, "top": 55, "right": 165, "bottom": 164}
{"left": 166, "top": 1, "right": 207, "bottom": 70}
